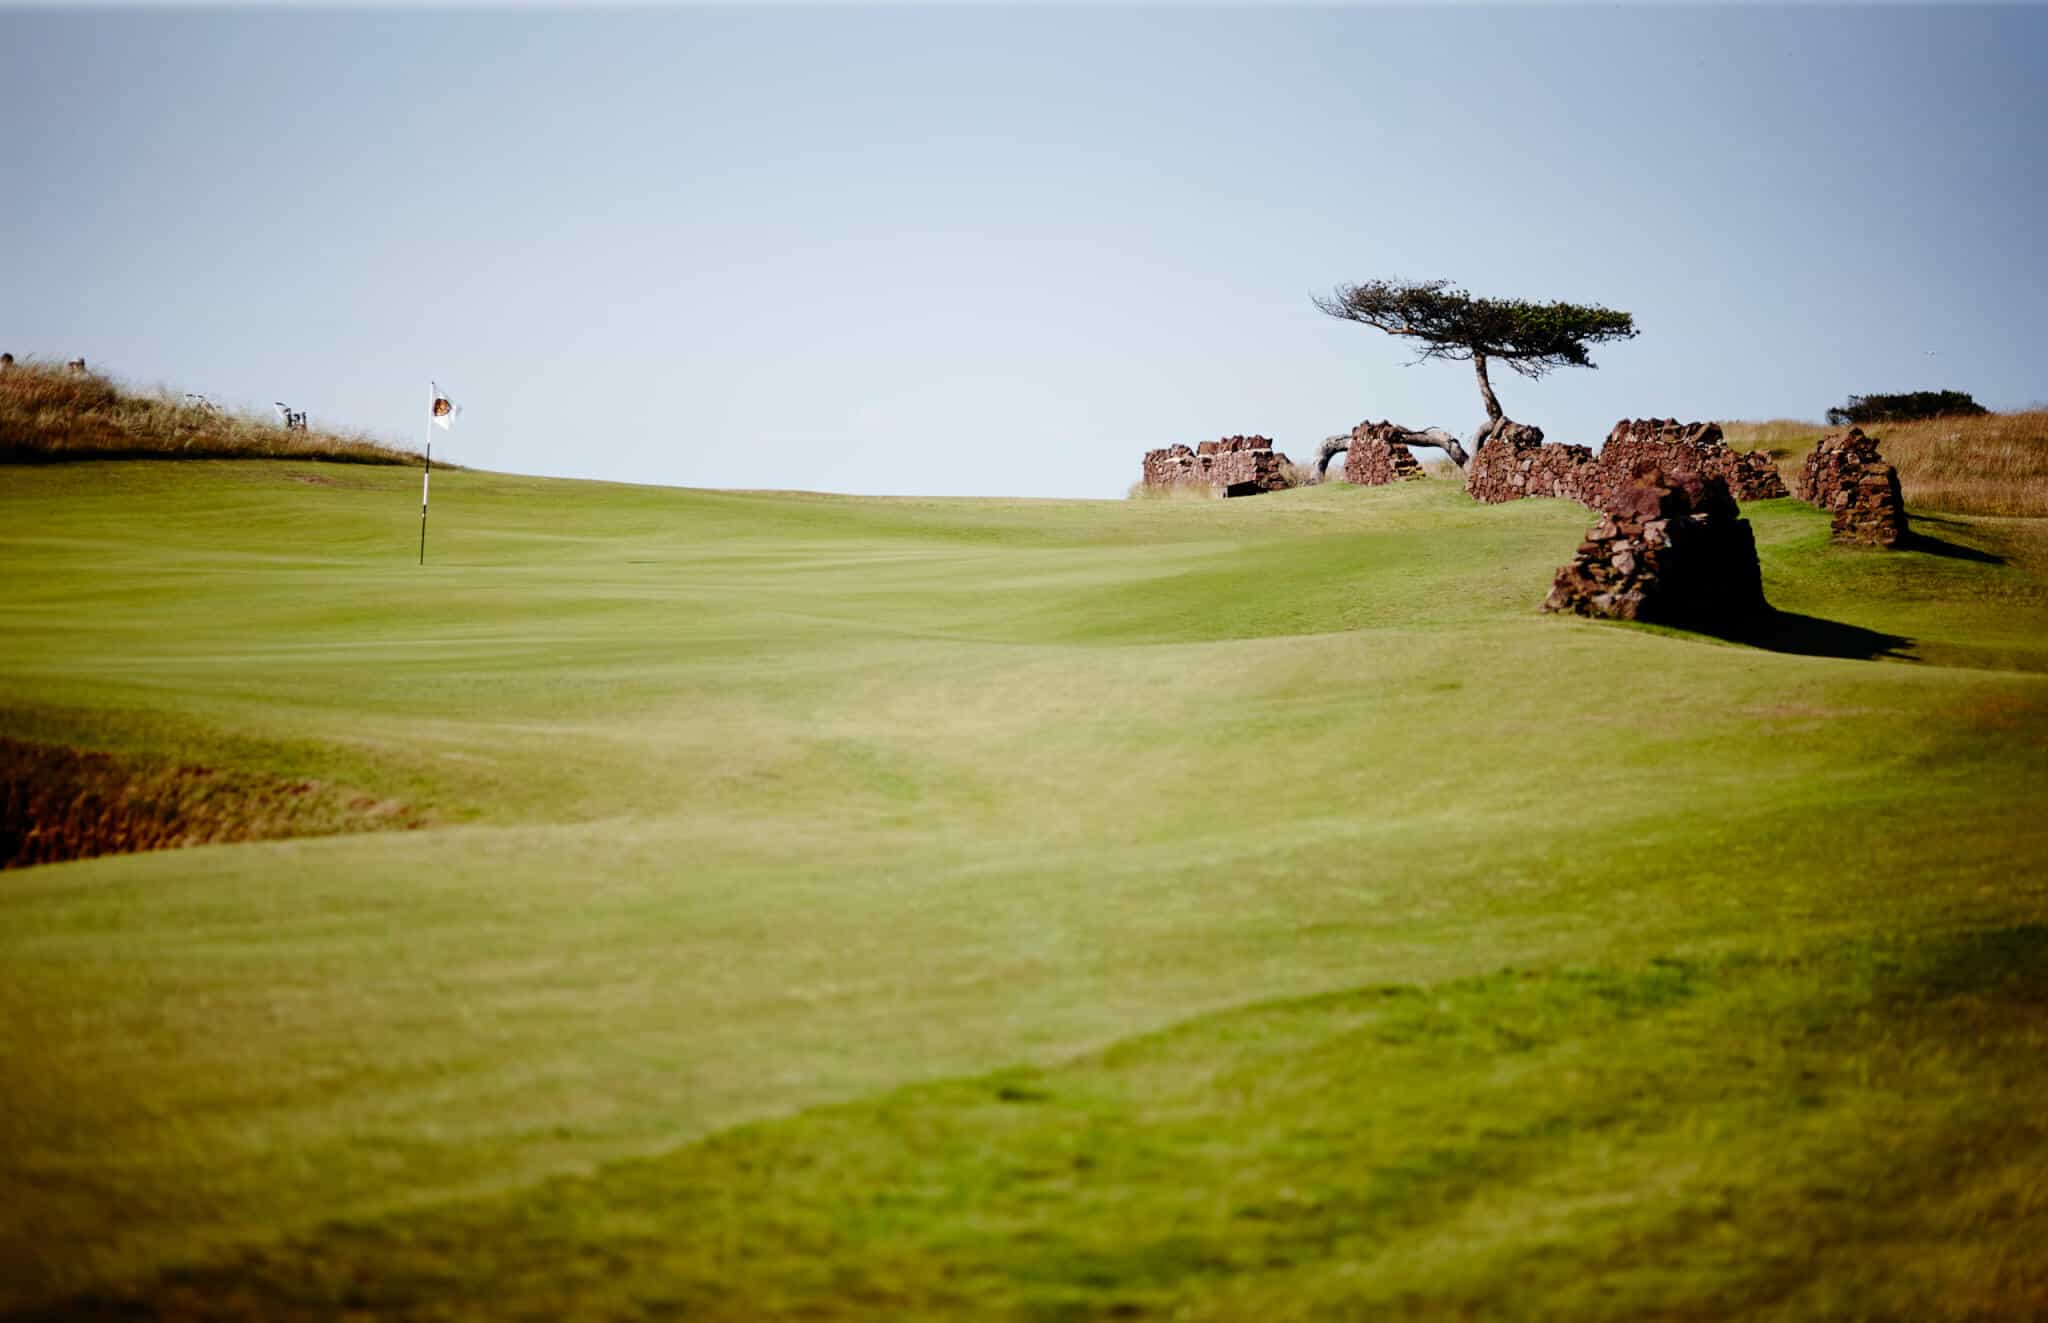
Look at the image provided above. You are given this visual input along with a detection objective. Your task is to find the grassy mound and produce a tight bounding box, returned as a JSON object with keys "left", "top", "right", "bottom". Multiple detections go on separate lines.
{"left": 0, "top": 459, "right": 2043, "bottom": 1317}
{"left": 0, "top": 359, "right": 422, "bottom": 466}
{"left": 1723, "top": 410, "right": 2048, "bottom": 517}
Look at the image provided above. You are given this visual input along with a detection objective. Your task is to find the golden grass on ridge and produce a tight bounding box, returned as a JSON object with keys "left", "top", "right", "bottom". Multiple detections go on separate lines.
{"left": 0, "top": 358, "right": 424, "bottom": 466}
{"left": 1722, "top": 410, "right": 2048, "bottom": 517}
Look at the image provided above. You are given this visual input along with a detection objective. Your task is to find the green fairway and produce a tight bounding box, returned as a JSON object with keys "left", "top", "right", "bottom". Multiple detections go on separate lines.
{"left": 3, "top": 460, "right": 2046, "bottom": 1317}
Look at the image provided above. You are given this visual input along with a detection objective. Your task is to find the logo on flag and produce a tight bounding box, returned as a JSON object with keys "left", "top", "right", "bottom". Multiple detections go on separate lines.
{"left": 430, "top": 382, "right": 459, "bottom": 430}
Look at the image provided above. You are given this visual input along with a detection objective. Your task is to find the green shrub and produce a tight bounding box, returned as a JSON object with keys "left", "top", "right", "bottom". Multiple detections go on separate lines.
{"left": 1826, "top": 390, "right": 1988, "bottom": 426}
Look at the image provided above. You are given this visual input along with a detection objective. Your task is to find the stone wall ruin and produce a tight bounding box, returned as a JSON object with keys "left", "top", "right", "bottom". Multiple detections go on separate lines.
{"left": 1341, "top": 420, "right": 1427, "bottom": 486}
{"left": 1141, "top": 435, "right": 1296, "bottom": 497}
{"left": 1597, "top": 418, "right": 1788, "bottom": 504}
{"left": 1464, "top": 421, "right": 1599, "bottom": 505}
{"left": 1797, "top": 428, "right": 1907, "bottom": 548}
{"left": 1466, "top": 417, "right": 1788, "bottom": 509}
{"left": 1542, "top": 466, "right": 1767, "bottom": 626}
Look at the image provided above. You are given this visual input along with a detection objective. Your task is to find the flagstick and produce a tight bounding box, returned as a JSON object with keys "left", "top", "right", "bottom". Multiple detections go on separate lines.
{"left": 419, "top": 436, "right": 432, "bottom": 566}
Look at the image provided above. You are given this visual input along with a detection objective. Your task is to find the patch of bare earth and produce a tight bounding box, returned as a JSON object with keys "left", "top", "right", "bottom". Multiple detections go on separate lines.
{"left": 1, "top": 737, "right": 428, "bottom": 870}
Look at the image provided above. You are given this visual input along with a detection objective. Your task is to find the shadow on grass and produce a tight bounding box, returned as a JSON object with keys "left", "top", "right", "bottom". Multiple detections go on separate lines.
{"left": 1705, "top": 609, "right": 1917, "bottom": 662}
{"left": 1885, "top": 923, "right": 2048, "bottom": 1006}
{"left": 1898, "top": 528, "right": 2004, "bottom": 565}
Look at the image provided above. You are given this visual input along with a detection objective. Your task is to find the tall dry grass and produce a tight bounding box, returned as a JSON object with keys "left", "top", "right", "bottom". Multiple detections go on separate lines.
{"left": 0, "top": 358, "right": 425, "bottom": 466}
{"left": 1722, "top": 411, "right": 2048, "bottom": 517}
{"left": 1126, "top": 478, "right": 1223, "bottom": 500}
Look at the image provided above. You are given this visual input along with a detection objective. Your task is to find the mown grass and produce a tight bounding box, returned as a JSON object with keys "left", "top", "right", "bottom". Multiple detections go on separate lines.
{"left": 1723, "top": 410, "right": 2048, "bottom": 517}
{"left": 0, "top": 457, "right": 2044, "bottom": 1317}
{"left": 33, "top": 930, "right": 2048, "bottom": 1321}
{"left": 0, "top": 360, "right": 422, "bottom": 466}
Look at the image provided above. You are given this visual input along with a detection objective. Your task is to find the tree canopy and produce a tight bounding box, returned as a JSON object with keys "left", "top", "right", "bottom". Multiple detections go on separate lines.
{"left": 1313, "top": 279, "right": 1637, "bottom": 379}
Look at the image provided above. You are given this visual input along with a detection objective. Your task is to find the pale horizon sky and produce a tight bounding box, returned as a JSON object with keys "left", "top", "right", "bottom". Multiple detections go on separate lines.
{"left": 5, "top": 4, "right": 2043, "bottom": 497}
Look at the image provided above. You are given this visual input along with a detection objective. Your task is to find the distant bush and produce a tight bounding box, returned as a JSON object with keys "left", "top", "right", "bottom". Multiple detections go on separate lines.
{"left": 0, "top": 357, "right": 425, "bottom": 466}
{"left": 1826, "top": 391, "right": 1988, "bottom": 427}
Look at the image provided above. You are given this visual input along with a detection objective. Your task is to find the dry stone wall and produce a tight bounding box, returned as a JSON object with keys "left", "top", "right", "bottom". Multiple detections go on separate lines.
{"left": 1798, "top": 428, "right": 1907, "bottom": 547}
{"left": 1597, "top": 419, "right": 1788, "bottom": 503}
{"left": 1141, "top": 435, "right": 1296, "bottom": 497}
{"left": 1469, "top": 417, "right": 1789, "bottom": 509}
{"left": 1465, "top": 422, "right": 1599, "bottom": 504}
{"left": 1543, "top": 466, "right": 1767, "bottom": 626}
{"left": 1342, "top": 420, "right": 1426, "bottom": 486}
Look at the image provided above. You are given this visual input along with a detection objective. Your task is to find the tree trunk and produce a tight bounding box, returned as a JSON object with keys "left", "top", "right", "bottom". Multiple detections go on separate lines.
{"left": 1406, "top": 428, "right": 1469, "bottom": 469}
{"left": 1463, "top": 354, "right": 1512, "bottom": 463}
{"left": 1319, "top": 427, "right": 1469, "bottom": 473}
{"left": 1313, "top": 434, "right": 1350, "bottom": 480}
{"left": 1473, "top": 353, "right": 1504, "bottom": 424}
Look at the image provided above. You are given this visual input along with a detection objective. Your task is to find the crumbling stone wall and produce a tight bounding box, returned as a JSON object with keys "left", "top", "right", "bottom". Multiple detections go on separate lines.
{"left": 1469, "top": 417, "right": 1789, "bottom": 509}
{"left": 1342, "top": 420, "right": 1426, "bottom": 486}
{"left": 1543, "top": 466, "right": 1767, "bottom": 625}
{"left": 1465, "top": 421, "right": 1599, "bottom": 504}
{"left": 1798, "top": 428, "right": 1907, "bottom": 547}
{"left": 1597, "top": 419, "right": 1788, "bottom": 503}
{"left": 1141, "top": 444, "right": 1202, "bottom": 488}
{"left": 1140, "top": 435, "right": 1296, "bottom": 497}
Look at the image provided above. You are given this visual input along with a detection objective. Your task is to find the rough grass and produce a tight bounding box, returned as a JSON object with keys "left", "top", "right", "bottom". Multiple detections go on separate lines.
{"left": 0, "top": 359, "right": 423, "bottom": 466}
{"left": 0, "top": 737, "right": 427, "bottom": 869}
{"left": 1722, "top": 410, "right": 2048, "bottom": 517}
{"left": 1125, "top": 477, "right": 1222, "bottom": 500}
{"left": 0, "top": 462, "right": 2044, "bottom": 1318}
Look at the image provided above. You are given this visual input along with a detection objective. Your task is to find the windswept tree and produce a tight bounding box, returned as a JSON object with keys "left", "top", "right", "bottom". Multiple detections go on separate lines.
{"left": 1314, "top": 279, "right": 1637, "bottom": 466}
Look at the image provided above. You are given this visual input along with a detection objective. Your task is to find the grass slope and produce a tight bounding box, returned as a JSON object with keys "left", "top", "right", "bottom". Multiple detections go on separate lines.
{"left": 2, "top": 461, "right": 2046, "bottom": 1317}
{"left": 1723, "top": 410, "right": 2048, "bottom": 518}
{"left": 0, "top": 361, "right": 421, "bottom": 467}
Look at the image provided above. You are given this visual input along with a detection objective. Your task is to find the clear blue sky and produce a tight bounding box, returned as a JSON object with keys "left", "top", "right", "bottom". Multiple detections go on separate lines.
{"left": 5, "top": 5, "right": 2042, "bottom": 497}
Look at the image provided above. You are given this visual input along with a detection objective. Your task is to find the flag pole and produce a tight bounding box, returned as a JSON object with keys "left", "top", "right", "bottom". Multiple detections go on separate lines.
{"left": 419, "top": 399, "right": 432, "bottom": 565}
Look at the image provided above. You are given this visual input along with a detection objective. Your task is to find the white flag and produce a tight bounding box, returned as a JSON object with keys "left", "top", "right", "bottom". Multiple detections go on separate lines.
{"left": 430, "top": 381, "right": 460, "bottom": 431}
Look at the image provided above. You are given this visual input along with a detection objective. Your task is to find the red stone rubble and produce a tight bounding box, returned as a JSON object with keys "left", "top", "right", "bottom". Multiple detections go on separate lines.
{"left": 1797, "top": 428, "right": 1907, "bottom": 547}
{"left": 1542, "top": 465, "right": 1768, "bottom": 626}
{"left": 1141, "top": 435, "right": 1296, "bottom": 497}
{"left": 1342, "top": 420, "right": 1427, "bottom": 486}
